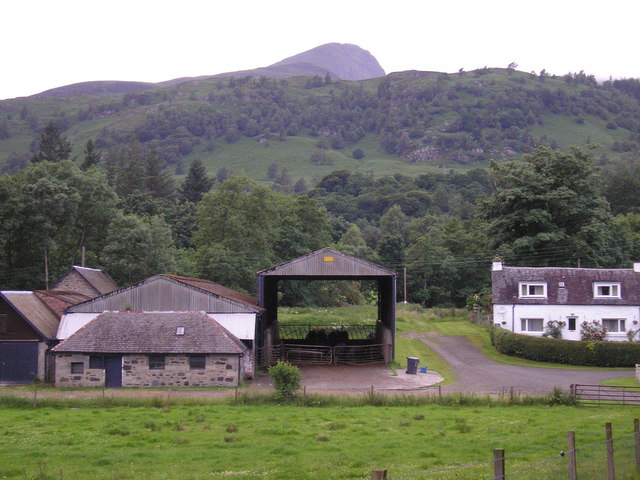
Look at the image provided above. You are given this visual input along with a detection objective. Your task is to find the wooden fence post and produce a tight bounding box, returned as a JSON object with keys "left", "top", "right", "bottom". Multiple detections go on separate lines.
{"left": 605, "top": 422, "right": 615, "bottom": 480}
{"left": 634, "top": 418, "right": 640, "bottom": 471}
{"left": 567, "top": 430, "right": 577, "bottom": 480}
{"left": 371, "top": 469, "right": 387, "bottom": 479}
{"left": 493, "top": 448, "right": 505, "bottom": 480}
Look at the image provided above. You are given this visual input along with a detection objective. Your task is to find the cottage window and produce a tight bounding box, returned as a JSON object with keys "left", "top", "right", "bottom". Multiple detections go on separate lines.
{"left": 149, "top": 355, "right": 166, "bottom": 370}
{"left": 593, "top": 283, "right": 621, "bottom": 298}
{"left": 567, "top": 317, "right": 577, "bottom": 331}
{"left": 89, "top": 356, "right": 104, "bottom": 369}
{"left": 71, "top": 362, "right": 84, "bottom": 374}
{"left": 519, "top": 282, "right": 547, "bottom": 298}
{"left": 602, "top": 318, "right": 626, "bottom": 333}
{"left": 520, "top": 318, "right": 544, "bottom": 332}
{"left": 189, "top": 355, "right": 206, "bottom": 370}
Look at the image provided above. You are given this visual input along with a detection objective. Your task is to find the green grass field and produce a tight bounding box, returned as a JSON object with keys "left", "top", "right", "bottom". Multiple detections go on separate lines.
{"left": 0, "top": 403, "right": 637, "bottom": 480}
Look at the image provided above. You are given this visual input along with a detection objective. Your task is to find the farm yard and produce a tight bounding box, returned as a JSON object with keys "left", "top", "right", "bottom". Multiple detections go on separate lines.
{"left": 1, "top": 306, "right": 639, "bottom": 479}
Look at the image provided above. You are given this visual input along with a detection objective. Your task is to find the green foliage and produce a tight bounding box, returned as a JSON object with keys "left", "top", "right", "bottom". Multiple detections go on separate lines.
{"left": 30, "top": 120, "right": 71, "bottom": 163}
{"left": 490, "top": 327, "right": 640, "bottom": 367}
{"left": 542, "top": 320, "right": 566, "bottom": 339}
{"left": 268, "top": 361, "right": 302, "bottom": 400}
{"left": 179, "top": 158, "right": 213, "bottom": 203}
{"left": 480, "top": 146, "right": 626, "bottom": 268}
{"left": 100, "top": 213, "right": 177, "bottom": 285}
{"left": 580, "top": 321, "right": 607, "bottom": 341}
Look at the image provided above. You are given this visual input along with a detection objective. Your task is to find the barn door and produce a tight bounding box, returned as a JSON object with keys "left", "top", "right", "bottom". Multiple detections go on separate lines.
{"left": 0, "top": 342, "right": 38, "bottom": 383}
{"left": 104, "top": 356, "right": 122, "bottom": 388}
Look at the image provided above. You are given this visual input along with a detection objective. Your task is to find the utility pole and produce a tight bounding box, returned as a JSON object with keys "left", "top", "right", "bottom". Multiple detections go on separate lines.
{"left": 403, "top": 267, "right": 407, "bottom": 303}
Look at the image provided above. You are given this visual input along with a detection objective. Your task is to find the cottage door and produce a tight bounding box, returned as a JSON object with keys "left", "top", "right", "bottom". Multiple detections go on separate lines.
{"left": 104, "top": 356, "right": 122, "bottom": 388}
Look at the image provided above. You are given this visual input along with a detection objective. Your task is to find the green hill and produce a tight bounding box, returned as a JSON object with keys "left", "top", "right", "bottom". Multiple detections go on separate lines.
{"left": 1, "top": 56, "right": 639, "bottom": 182}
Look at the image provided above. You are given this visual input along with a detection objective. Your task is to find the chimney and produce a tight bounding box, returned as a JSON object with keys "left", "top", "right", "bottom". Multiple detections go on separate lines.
{"left": 492, "top": 255, "right": 503, "bottom": 271}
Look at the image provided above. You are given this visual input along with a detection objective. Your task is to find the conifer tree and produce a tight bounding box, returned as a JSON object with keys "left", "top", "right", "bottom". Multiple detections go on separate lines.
{"left": 179, "top": 159, "right": 213, "bottom": 203}
{"left": 30, "top": 120, "right": 72, "bottom": 163}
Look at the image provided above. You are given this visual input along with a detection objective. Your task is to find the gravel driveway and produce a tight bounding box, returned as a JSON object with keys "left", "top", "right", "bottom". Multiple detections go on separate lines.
{"left": 406, "top": 332, "right": 634, "bottom": 395}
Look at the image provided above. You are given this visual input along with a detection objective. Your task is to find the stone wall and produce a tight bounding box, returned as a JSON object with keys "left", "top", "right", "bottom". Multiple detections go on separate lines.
{"left": 53, "top": 271, "right": 96, "bottom": 298}
{"left": 122, "top": 354, "right": 242, "bottom": 387}
{"left": 55, "top": 353, "right": 105, "bottom": 387}
{"left": 54, "top": 352, "right": 243, "bottom": 387}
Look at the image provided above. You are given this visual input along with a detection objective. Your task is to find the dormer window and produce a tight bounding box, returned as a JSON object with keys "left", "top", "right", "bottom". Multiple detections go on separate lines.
{"left": 519, "top": 282, "right": 547, "bottom": 298}
{"left": 593, "top": 283, "right": 621, "bottom": 298}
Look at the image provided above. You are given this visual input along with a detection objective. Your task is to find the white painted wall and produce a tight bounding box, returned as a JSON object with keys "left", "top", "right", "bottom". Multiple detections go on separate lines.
{"left": 492, "top": 304, "right": 639, "bottom": 341}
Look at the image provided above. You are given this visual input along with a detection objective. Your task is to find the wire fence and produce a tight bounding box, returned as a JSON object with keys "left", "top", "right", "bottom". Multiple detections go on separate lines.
{"left": 371, "top": 420, "right": 640, "bottom": 480}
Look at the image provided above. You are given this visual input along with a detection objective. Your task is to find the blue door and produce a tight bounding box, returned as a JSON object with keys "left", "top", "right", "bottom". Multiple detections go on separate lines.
{"left": 104, "top": 356, "right": 122, "bottom": 388}
{"left": 0, "top": 342, "right": 38, "bottom": 383}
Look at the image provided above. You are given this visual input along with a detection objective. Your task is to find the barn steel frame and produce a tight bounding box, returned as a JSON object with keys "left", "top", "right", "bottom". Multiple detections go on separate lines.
{"left": 256, "top": 248, "right": 397, "bottom": 365}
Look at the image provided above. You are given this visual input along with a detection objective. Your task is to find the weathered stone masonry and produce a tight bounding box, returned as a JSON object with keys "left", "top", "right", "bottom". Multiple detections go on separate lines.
{"left": 122, "top": 354, "right": 241, "bottom": 387}
{"left": 54, "top": 353, "right": 243, "bottom": 387}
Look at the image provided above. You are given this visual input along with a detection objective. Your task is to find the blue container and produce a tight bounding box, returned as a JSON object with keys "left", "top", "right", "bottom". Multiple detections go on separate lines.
{"left": 420, "top": 366, "right": 427, "bottom": 373}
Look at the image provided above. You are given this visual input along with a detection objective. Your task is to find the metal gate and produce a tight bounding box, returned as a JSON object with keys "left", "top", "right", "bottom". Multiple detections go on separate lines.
{"left": 260, "top": 343, "right": 390, "bottom": 366}
{"left": 572, "top": 383, "right": 640, "bottom": 406}
{"left": 0, "top": 342, "right": 38, "bottom": 383}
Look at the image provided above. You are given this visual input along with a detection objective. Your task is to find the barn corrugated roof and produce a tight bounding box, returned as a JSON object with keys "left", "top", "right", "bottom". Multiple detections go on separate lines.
{"left": 258, "top": 248, "right": 397, "bottom": 277}
{"left": 0, "top": 291, "right": 60, "bottom": 340}
{"left": 164, "top": 275, "right": 260, "bottom": 310}
{"left": 492, "top": 266, "right": 640, "bottom": 305}
{"left": 52, "top": 311, "right": 248, "bottom": 355}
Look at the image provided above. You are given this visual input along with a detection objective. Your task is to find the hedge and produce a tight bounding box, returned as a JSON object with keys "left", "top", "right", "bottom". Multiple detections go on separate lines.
{"left": 490, "top": 327, "right": 640, "bottom": 367}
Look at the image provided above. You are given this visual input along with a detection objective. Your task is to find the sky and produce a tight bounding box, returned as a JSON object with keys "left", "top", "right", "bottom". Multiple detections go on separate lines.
{"left": 2, "top": 0, "right": 638, "bottom": 100}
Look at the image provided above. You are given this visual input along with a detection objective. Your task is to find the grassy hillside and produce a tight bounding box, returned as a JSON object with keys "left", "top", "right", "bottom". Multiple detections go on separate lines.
{"left": 1, "top": 68, "right": 639, "bottom": 181}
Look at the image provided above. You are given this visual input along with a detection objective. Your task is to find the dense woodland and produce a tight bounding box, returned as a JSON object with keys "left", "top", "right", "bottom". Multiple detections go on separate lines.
{"left": 3, "top": 117, "right": 640, "bottom": 309}
{"left": 3, "top": 69, "right": 640, "bottom": 307}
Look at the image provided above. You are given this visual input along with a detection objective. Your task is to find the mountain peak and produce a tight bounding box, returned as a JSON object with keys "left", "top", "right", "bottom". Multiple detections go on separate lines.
{"left": 269, "top": 43, "right": 385, "bottom": 81}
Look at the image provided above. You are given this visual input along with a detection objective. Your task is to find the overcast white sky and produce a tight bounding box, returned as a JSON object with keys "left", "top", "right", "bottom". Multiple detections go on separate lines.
{"left": 2, "top": 0, "right": 637, "bottom": 100}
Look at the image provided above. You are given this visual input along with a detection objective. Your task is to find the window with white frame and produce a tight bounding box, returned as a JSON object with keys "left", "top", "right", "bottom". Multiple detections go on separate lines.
{"left": 593, "top": 282, "right": 621, "bottom": 298}
{"left": 519, "top": 282, "right": 547, "bottom": 298}
{"left": 602, "top": 318, "right": 626, "bottom": 333}
{"left": 520, "top": 318, "right": 544, "bottom": 332}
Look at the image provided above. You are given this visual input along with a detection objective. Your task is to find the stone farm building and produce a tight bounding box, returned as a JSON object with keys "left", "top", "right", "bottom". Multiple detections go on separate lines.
{"left": 52, "top": 311, "right": 247, "bottom": 388}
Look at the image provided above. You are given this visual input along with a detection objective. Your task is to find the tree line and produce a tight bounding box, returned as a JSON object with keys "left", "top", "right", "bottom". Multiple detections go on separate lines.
{"left": 2, "top": 121, "right": 640, "bottom": 309}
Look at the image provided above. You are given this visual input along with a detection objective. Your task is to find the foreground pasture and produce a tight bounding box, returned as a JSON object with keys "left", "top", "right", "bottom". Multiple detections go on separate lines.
{"left": 0, "top": 402, "right": 637, "bottom": 480}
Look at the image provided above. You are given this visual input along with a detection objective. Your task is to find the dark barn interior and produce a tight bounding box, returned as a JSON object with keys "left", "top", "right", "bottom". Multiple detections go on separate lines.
{"left": 256, "top": 248, "right": 397, "bottom": 366}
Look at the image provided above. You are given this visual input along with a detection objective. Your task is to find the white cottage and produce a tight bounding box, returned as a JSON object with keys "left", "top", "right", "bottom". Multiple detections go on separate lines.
{"left": 491, "top": 259, "right": 640, "bottom": 341}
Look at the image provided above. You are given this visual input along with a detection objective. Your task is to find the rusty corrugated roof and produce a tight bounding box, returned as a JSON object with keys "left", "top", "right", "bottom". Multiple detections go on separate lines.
{"left": 0, "top": 291, "right": 60, "bottom": 340}
{"left": 52, "top": 311, "right": 248, "bottom": 355}
{"left": 34, "top": 290, "right": 91, "bottom": 318}
{"left": 163, "top": 274, "right": 260, "bottom": 309}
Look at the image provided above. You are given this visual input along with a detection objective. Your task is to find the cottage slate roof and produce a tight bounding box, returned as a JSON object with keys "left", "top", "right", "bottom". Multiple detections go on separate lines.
{"left": 492, "top": 266, "right": 640, "bottom": 305}
{"left": 52, "top": 311, "right": 248, "bottom": 355}
{"left": 52, "top": 266, "right": 118, "bottom": 296}
{"left": 258, "top": 247, "right": 397, "bottom": 278}
{"left": 0, "top": 291, "right": 60, "bottom": 340}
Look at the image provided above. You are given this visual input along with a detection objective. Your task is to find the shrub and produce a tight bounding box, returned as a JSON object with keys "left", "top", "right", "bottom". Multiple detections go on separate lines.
{"left": 581, "top": 321, "right": 607, "bottom": 341}
{"left": 490, "top": 327, "right": 640, "bottom": 367}
{"left": 268, "top": 361, "right": 302, "bottom": 401}
{"left": 543, "top": 320, "right": 566, "bottom": 339}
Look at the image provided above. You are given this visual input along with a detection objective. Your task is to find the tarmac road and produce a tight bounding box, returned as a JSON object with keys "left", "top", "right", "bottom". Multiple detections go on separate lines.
{"left": 406, "top": 332, "right": 634, "bottom": 395}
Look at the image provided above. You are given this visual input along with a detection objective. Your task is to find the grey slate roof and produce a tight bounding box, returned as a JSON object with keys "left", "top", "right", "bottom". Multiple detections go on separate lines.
{"left": 492, "top": 266, "right": 640, "bottom": 305}
{"left": 52, "top": 311, "right": 248, "bottom": 355}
